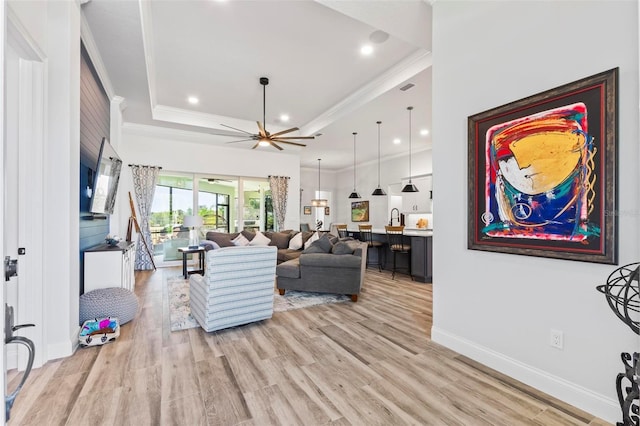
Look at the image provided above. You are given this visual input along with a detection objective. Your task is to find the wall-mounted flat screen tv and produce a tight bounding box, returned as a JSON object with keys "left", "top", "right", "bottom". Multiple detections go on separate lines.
{"left": 90, "top": 137, "right": 122, "bottom": 215}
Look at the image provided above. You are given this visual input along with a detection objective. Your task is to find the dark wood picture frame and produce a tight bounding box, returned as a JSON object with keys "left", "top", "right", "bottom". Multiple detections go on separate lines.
{"left": 324, "top": 207, "right": 330, "bottom": 216}
{"left": 303, "top": 206, "right": 311, "bottom": 215}
{"left": 468, "top": 68, "right": 618, "bottom": 264}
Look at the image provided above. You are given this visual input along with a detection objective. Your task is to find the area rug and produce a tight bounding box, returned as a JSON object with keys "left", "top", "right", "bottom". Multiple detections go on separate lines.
{"left": 167, "top": 276, "right": 350, "bottom": 332}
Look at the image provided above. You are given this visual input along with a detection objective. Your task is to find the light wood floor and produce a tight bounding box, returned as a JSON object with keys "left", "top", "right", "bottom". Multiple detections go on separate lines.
{"left": 7, "top": 267, "right": 611, "bottom": 426}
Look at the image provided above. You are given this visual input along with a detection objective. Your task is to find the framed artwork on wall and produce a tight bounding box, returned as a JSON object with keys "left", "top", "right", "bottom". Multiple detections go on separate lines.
{"left": 468, "top": 68, "right": 618, "bottom": 264}
{"left": 351, "top": 201, "right": 369, "bottom": 222}
{"left": 324, "top": 207, "right": 330, "bottom": 216}
{"left": 303, "top": 206, "right": 311, "bottom": 215}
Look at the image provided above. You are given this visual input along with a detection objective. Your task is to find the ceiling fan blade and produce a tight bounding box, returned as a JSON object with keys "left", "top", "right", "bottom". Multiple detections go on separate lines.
{"left": 270, "top": 141, "right": 284, "bottom": 151}
{"left": 251, "top": 142, "right": 260, "bottom": 149}
{"left": 256, "top": 121, "right": 267, "bottom": 138}
{"left": 220, "top": 124, "right": 255, "bottom": 135}
{"left": 224, "top": 138, "right": 255, "bottom": 144}
{"left": 272, "top": 139, "right": 307, "bottom": 147}
{"left": 269, "top": 127, "right": 299, "bottom": 137}
{"left": 271, "top": 136, "right": 315, "bottom": 140}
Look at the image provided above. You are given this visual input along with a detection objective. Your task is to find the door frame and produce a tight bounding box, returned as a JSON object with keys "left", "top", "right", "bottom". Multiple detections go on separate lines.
{"left": 5, "top": 7, "right": 46, "bottom": 370}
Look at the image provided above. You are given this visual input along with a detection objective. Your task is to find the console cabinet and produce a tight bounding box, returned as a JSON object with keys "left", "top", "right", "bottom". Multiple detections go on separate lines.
{"left": 84, "top": 241, "right": 135, "bottom": 293}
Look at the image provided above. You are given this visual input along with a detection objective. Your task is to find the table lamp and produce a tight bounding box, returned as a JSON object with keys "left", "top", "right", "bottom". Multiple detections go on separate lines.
{"left": 183, "top": 215, "right": 203, "bottom": 249}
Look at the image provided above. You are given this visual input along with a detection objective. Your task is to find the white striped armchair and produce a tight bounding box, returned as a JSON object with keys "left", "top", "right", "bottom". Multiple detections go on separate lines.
{"left": 189, "top": 245, "right": 278, "bottom": 332}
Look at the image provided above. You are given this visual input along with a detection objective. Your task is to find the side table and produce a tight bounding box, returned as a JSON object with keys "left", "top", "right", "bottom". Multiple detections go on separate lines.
{"left": 177, "top": 247, "right": 205, "bottom": 279}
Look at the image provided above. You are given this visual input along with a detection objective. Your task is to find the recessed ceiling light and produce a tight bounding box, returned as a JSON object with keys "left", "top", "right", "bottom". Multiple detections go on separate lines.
{"left": 280, "top": 114, "right": 289, "bottom": 122}
{"left": 360, "top": 45, "right": 374, "bottom": 56}
{"left": 187, "top": 96, "right": 199, "bottom": 105}
{"left": 393, "top": 138, "right": 401, "bottom": 145}
{"left": 420, "top": 129, "right": 429, "bottom": 136}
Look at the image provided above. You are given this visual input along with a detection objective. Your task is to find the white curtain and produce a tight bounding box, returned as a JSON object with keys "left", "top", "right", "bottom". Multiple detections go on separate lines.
{"left": 130, "top": 165, "right": 160, "bottom": 270}
{"left": 269, "top": 175, "right": 289, "bottom": 231}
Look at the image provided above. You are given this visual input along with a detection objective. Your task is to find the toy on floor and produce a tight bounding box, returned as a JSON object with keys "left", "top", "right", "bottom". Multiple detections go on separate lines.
{"left": 79, "top": 317, "right": 120, "bottom": 347}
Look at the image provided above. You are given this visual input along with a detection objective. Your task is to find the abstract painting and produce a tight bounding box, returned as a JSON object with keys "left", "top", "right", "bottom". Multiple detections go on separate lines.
{"left": 468, "top": 68, "right": 618, "bottom": 264}
{"left": 351, "top": 201, "right": 369, "bottom": 222}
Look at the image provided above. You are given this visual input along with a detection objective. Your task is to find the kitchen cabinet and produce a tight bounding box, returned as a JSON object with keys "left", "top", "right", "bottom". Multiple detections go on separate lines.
{"left": 84, "top": 241, "right": 136, "bottom": 293}
{"left": 402, "top": 175, "right": 432, "bottom": 213}
{"left": 410, "top": 235, "right": 432, "bottom": 283}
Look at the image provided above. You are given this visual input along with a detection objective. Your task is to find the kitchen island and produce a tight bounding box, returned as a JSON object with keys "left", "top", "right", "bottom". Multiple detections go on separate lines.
{"left": 347, "top": 228, "right": 432, "bottom": 283}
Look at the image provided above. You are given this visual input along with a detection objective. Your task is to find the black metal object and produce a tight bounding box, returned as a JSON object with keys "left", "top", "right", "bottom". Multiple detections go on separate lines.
{"left": 597, "top": 262, "right": 640, "bottom": 425}
{"left": 4, "top": 304, "right": 35, "bottom": 421}
{"left": 616, "top": 352, "right": 639, "bottom": 426}
{"left": 597, "top": 262, "right": 639, "bottom": 334}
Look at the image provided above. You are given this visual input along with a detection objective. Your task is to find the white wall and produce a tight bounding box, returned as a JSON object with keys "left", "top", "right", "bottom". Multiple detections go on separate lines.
{"left": 431, "top": 1, "right": 638, "bottom": 423}
{"left": 325, "top": 149, "right": 432, "bottom": 228}
{"left": 117, "top": 125, "right": 301, "bottom": 235}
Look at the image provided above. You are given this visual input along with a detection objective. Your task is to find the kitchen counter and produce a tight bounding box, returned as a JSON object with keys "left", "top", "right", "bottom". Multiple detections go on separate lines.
{"left": 346, "top": 228, "right": 432, "bottom": 282}
{"left": 347, "top": 228, "right": 432, "bottom": 237}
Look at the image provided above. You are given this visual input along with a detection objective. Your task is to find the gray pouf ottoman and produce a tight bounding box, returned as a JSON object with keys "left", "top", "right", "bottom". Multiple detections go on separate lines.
{"left": 79, "top": 287, "right": 139, "bottom": 326}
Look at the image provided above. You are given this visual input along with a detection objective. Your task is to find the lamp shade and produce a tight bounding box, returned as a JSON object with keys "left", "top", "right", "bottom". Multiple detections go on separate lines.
{"left": 372, "top": 187, "right": 386, "bottom": 196}
{"left": 183, "top": 215, "right": 203, "bottom": 228}
{"left": 401, "top": 183, "right": 419, "bottom": 193}
{"left": 348, "top": 191, "right": 361, "bottom": 199}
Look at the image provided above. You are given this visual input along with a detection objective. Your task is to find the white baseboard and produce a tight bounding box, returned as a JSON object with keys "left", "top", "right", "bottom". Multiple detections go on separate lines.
{"left": 431, "top": 326, "right": 619, "bottom": 424}
{"left": 47, "top": 326, "right": 81, "bottom": 360}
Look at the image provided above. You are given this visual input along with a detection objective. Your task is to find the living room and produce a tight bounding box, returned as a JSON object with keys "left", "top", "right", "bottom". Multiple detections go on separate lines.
{"left": 1, "top": 1, "right": 638, "bottom": 425}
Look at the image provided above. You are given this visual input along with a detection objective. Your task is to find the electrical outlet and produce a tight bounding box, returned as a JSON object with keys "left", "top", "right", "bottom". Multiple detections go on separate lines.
{"left": 550, "top": 329, "right": 563, "bottom": 349}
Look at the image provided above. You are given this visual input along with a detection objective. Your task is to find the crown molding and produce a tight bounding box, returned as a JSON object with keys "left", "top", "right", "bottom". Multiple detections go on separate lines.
{"left": 80, "top": 11, "right": 115, "bottom": 99}
{"left": 138, "top": 0, "right": 157, "bottom": 110}
{"left": 151, "top": 104, "right": 290, "bottom": 135}
{"left": 299, "top": 49, "right": 432, "bottom": 137}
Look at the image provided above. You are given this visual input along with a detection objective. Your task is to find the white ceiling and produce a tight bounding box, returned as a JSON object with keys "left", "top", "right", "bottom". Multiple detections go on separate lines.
{"left": 81, "top": 0, "right": 432, "bottom": 170}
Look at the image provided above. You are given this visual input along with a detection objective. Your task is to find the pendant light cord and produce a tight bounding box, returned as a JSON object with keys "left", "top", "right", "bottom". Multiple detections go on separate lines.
{"left": 353, "top": 132, "right": 357, "bottom": 191}
{"left": 408, "top": 107, "right": 413, "bottom": 183}
{"left": 377, "top": 121, "right": 382, "bottom": 187}
{"left": 317, "top": 158, "right": 321, "bottom": 196}
{"left": 263, "top": 83, "right": 266, "bottom": 130}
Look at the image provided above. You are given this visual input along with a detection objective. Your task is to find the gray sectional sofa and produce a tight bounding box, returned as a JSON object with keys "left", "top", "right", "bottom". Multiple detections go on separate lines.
{"left": 275, "top": 237, "right": 367, "bottom": 302}
{"left": 205, "top": 230, "right": 316, "bottom": 264}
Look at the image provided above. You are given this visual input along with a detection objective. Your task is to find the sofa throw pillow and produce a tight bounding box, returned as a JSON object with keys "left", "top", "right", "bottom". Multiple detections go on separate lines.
{"left": 269, "top": 232, "right": 291, "bottom": 249}
{"left": 331, "top": 241, "right": 354, "bottom": 255}
{"left": 288, "top": 232, "right": 303, "bottom": 250}
{"left": 207, "top": 232, "right": 238, "bottom": 247}
{"left": 232, "top": 233, "right": 250, "bottom": 246}
{"left": 303, "top": 232, "right": 320, "bottom": 249}
{"left": 241, "top": 230, "right": 256, "bottom": 241}
{"left": 302, "top": 244, "right": 326, "bottom": 254}
{"left": 249, "top": 231, "right": 271, "bottom": 246}
{"left": 316, "top": 234, "right": 334, "bottom": 252}
{"left": 200, "top": 240, "right": 221, "bottom": 251}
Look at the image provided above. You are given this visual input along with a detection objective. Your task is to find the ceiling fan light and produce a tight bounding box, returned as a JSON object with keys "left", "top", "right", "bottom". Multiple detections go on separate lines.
{"left": 401, "top": 182, "right": 419, "bottom": 193}
{"left": 258, "top": 139, "right": 270, "bottom": 147}
{"left": 348, "top": 191, "right": 361, "bottom": 199}
{"left": 372, "top": 187, "right": 386, "bottom": 196}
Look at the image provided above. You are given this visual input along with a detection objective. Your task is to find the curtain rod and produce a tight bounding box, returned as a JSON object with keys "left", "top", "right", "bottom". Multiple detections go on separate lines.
{"left": 128, "top": 164, "right": 162, "bottom": 169}
{"left": 268, "top": 175, "right": 290, "bottom": 179}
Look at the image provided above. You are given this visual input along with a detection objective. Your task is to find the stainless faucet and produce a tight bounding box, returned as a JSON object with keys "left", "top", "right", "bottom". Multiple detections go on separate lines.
{"left": 389, "top": 208, "right": 400, "bottom": 226}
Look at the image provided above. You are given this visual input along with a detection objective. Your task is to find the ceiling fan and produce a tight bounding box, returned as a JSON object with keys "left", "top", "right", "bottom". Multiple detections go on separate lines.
{"left": 220, "top": 77, "right": 314, "bottom": 151}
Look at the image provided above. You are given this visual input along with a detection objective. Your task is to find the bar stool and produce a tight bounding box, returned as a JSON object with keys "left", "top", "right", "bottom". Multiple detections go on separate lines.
{"left": 336, "top": 224, "right": 348, "bottom": 238}
{"left": 358, "top": 224, "right": 384, "bottom": 272}
{"left": 385, "top": 225, "right": 412, "bottom": 280}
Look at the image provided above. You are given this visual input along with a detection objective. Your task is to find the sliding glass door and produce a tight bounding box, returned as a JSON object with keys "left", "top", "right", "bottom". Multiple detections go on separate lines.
{"left": 150, "top": 172, "right": 273, "bottom": 265}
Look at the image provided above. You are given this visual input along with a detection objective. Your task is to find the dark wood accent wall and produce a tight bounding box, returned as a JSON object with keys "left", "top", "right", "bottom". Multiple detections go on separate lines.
{"left": 79, "top": 43, "right": 111, "bottom": 292}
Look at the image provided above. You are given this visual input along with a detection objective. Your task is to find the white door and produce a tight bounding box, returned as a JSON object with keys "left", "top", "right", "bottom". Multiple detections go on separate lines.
{"left": 4, "top": 11, "right": 46, "bottom": 379}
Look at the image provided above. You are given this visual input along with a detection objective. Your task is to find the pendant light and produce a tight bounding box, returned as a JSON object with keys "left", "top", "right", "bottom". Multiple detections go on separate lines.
{"left": 348, "top": 132, "right": 361, "bottom": 199}
{"left": 311, "top": 158, "right": 328, "bottom": 207}
{"left": 371, "top": 121, "right": 386, "bottom": 196}
{"left": 402, "top": 106, "right": 419, "bottom": 193}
